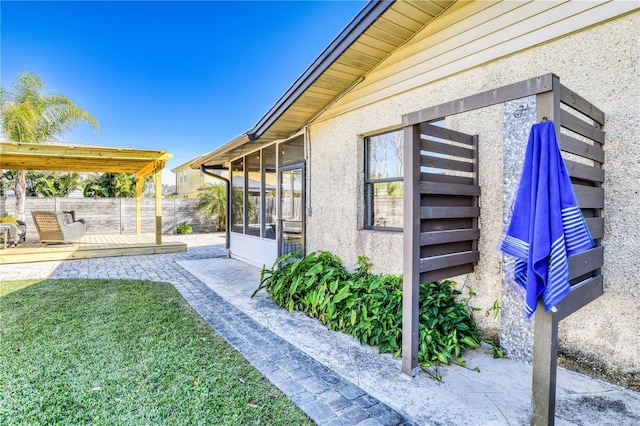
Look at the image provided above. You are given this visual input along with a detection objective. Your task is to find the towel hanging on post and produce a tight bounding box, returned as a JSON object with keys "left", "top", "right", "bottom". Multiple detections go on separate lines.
{"left": 500, "top": 121, "right": 594, "bottom": 318}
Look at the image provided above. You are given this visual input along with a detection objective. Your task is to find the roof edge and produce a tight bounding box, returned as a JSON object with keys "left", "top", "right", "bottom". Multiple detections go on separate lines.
{"left": 247, "top": 0, "right": 394, "bottom": 141}
{"left": 189, "top": 133, "right": 251, "bottom": 168}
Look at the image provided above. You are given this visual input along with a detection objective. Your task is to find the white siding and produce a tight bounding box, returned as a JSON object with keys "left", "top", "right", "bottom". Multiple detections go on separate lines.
{"left": 321, "top": 0, "right": 638, "bottom": 121}
{"left": 229, "top": 233, "right": 278, "bottom": 268}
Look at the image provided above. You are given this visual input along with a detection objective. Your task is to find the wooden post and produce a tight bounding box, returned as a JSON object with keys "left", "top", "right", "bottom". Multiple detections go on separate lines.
{"left": 402, "top": 123, "right": 421, "bottom": 375}
{"left": 532, "top": 302, "right": 559, "bottom": 426}
{"left": 531, "top": 75, "right": 561, "bottom": 426}
{"left": 154, "top": 165, "right": 162, "bottom": 245}
{"left": 136, "top": 177, "right": 143, "bottom": 235}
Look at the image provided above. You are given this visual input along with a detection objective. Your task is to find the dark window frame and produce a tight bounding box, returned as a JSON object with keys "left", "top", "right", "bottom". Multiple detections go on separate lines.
{"left": 230, "top": 157, "right": 245, "bottom": 234}
{"left": 245, "top": 152, "right": 261, "bottom": 237}
{"left": 229, "top": 145, "right": 279, "bottom": 239}
{"left": 262, "top": 144, "right": 277, "bottom": 240}
{"left": 364, "top": 129, "right": 404, "bottom": 231}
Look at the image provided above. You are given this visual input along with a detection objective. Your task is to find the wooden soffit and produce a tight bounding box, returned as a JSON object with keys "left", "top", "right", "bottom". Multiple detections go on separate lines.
{"left": 0, "top": 141, "right": 173, "bottom": 181}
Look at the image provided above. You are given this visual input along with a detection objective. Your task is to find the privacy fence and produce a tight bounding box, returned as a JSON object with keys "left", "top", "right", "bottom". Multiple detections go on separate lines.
{"left": 0, "top": 197, "right": 215, "bottom": 238}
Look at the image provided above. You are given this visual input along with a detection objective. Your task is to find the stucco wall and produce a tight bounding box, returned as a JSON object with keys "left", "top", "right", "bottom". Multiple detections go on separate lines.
{"left": 306, "top": 12, "right": 639, "bottom": 388}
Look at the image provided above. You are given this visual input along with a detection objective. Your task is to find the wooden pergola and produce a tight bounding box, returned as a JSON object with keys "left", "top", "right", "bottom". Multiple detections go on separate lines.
{"left": 0, "top": 141, "right": 172, "bottom": 244}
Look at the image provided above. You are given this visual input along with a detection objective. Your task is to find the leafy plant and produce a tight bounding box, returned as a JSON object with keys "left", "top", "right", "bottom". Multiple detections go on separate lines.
{"left": 230, "top": 186, "right": 257, "bottom": 229}
{"left": 177, "top": 222, "right": 193, "bottom": 234}
{"left": 0, "top": 170, "right": 16, "bottom": 196}
{"left": 83, "top": 172, "right": 139, "bottom": 198}
{"left": 197, "top": 184, "right": 227, "bottom": 231}
{"left": 486, "top": 299, "right": 500, "bottom": 319}
{"left": 25, "top": 171, "right": 81, "bottom": 197}
{"left": 483, "top": 339, "right": 505, "bottom": 359}
{"left": 253, "top": 251, "right": 481, "bottom": 371}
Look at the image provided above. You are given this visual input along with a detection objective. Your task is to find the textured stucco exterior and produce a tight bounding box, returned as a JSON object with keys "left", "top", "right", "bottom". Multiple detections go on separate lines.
{"left": 306, "top": 12, "right": 639, "bottom": 388}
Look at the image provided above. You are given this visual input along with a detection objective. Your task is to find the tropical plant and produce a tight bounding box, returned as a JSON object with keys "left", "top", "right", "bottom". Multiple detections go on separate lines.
{"left": 0, "top": 71, "right": 98, "bottom": 219}
{"left": 0, "top": 170, "right": 16, "bottom": 196}
{"left": 196, "top": 184, "right": 227, "bottom": 231}
{"left": 253, "top": 251, "right": 481, "bottom": 375}
{"left": 57, "top": 171, "right": 82, "bottom": 196}
{"left": 25, "top": 171, "right": 81, "bottom": 197}
{"left": 176, "top": 222, "right": 193, "bottom": 235}
{"left": 196, "top": 185, "right": 260, "bottom": 231}
{"left": 83, "top": 172, "right": 138, "bottom": 198}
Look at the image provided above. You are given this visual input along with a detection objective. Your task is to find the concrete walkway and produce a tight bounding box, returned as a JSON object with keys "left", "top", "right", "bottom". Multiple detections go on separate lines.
{"left": 1, "top": 234, "right": 638, "bottom": 425}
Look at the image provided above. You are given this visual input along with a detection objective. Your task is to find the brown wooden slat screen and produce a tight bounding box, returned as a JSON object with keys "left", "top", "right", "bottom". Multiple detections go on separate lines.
{"left": 403, "top": 75, "right": 606, "bottom": 425}
{"left": 559, "top": 82, "right": 605, "bottom": 294}
{"left": 559, "top": 133, "right": 604, "bottom": 162}
{"left": 417, "top": 123, "right": 479, "bottom": 284}
{"left": 584, "top": 217, "right": 604, "bottom": 240}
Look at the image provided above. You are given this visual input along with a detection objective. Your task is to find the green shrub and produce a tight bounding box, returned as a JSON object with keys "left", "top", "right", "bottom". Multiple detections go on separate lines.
{"left": 253, "top": 251, "right": 480, "bottom": 369}
{"left": 176, "top": 222, "right": 193, "bottom": 234}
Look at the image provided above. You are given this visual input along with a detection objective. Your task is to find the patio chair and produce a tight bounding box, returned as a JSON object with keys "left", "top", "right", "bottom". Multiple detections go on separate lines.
{"left": 0, "top": 215, "right": 27, "bottom": 247}
{"left": 31, "top": 211, "right": 86, "bottom": 244}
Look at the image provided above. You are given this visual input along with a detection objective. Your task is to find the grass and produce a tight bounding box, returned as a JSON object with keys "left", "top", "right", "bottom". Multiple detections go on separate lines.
{"left": 0, "top": 279, "right": 313, "bottom": 425}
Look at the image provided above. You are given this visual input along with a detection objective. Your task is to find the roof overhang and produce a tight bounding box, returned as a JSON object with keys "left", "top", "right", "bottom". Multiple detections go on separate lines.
{"left": 192, "top": 0, "right": 453, "bottom": 169}
{"left": 189, "top": 133, "right": 252, "bottom": 169}
{"left": 0, "top": 141, "right": 173, "bottom": 181}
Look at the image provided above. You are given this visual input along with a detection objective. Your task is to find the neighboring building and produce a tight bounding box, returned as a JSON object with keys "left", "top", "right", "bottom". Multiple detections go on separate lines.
{"left": 171, "top": 158, "right": 225, "bottom": 198}
{"left": 193, "top": 1, "right": 639, "bottom": 388}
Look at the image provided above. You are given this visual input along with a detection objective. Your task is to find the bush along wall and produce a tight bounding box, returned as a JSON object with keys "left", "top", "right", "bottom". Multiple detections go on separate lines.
{"left": 253, "top": 251, "right": 481, "bottom": 375}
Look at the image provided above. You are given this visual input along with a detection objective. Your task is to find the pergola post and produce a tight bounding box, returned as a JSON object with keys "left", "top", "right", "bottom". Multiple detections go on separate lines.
{"left": 154, "top": 165, "right": 162, "bottom": 245}
{"left": 136, "top": 177, "right": 143, "bottom": 235}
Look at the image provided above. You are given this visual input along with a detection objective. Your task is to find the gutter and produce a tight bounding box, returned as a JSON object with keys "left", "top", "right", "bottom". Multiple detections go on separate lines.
{"left": 200, "top": 165, "right": 230, "bottom": 249}
{"left": 247, "top": 0, "right": 393, "bottom": 141}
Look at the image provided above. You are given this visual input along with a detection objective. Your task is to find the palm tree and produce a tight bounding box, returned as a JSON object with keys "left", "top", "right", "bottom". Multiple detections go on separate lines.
{"left": 0, "top": 71, "right": 98, "bottom": 220}
{"left": 196, "top": 184, "right": 227, "bottom": 231}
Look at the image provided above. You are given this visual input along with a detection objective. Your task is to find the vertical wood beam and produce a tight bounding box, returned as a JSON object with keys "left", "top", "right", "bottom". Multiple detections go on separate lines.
{"left": 136, "top": 177, "right": 143, "bottom": 235}
{"left": 154, "top": 166, "right": 162, "bottom": 245}
{"left": 402, "top": 123, "right": 421, "bottom": 375}
{"left": 119, "top": 198, "right": 124, "bottom": 234}
{"left": 531, "top": 76, "right": 561, "bottom": 426}
{"left": 532, "top": 301, "right": 559, "bottom": 426}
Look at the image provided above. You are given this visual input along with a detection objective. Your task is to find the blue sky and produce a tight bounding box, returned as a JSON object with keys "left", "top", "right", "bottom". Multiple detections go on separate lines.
{"left": 1, "top": 0, "right": 367, "bottom": 183}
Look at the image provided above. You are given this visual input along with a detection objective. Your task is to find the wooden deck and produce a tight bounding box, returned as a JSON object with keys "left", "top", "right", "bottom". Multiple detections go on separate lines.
{"left": 0, "top": 234, "right": 187, "bottom": 264}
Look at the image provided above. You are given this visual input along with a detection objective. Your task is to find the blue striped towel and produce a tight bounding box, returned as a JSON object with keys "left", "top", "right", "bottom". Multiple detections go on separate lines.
{"left": 500, "top": 121, "right": 593, "bottom": 318}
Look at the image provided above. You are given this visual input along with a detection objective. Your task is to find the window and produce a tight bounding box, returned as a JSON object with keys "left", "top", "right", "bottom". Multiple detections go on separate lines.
{"left": 365, "top": 130, "right": 404, "bottom": 230}
{"left": 263, "top": 145, "right": 277, "bottom": 239}
{"left": 279, "top": 136, "right": 304, "bottom": 167}
{"left": 229, "top": 145, "right": 278, "bottom": 238}
{"left": 246, "top": 153, "right": 261, "bottom": 237}
{"left": 231, "top": 158, "right": 244, "bottom": 233}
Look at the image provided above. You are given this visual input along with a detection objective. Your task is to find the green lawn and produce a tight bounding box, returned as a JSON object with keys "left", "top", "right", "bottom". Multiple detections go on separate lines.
{"left": 0, "top": 279, "right": 313, "bottom": 425}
